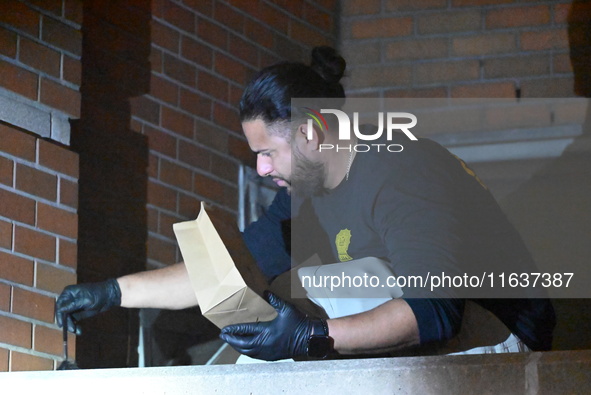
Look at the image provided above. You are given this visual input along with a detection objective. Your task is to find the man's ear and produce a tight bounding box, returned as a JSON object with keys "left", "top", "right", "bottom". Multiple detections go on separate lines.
{"left": 296, "top": 122, "right": 324, "bottom": 150}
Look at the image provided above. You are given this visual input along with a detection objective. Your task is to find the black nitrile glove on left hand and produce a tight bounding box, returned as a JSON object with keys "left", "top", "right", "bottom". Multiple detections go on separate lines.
{"left": 220, "top": 292, "right": 323, "bottom": 361}
{"left": 55, "top": 279, "right": 122, "bottom": 334}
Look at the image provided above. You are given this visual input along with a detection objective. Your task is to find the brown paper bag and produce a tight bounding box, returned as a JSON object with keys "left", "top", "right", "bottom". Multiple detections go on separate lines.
{"left": 173, "top": 202, "right": 277, "bottom": 328}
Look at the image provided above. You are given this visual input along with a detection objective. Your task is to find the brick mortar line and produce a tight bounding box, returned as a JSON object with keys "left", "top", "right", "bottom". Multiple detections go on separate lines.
{"left": 35, "top": 259, "right": 76, "bottom": 276}
{"left": 52, "top": 181, "right": 75, "bottom": 213}
{"left": 0, "top": 303, "right": 61, "bottom": 328}
{"left": 261, "top": 0, "right": 335, "bottom": 34}
{"left": 146, "top": 205, "right": 185, "bottom": 224}
{"left": 30, "top": 317, "right": 36, "bottom": 359}
{"left": 463, "top": 25, "right": 568, "bottom": 35}
{"left": 344, "top": 71, "right": 574, "bottom": 93}
{"left": 150, "top": 29, "right": 330, "bottom": 100}
{"left": 146, "top": 88, "right": 204, "bottom": 115}
{"left": 256, "top": 42, "right": 302, "bottom": 66}
{"left": 151, "top": 208, "right": 185, "bottom": 222}
{"left": 147, "top": 199, "right": 240, "bottom": 228}
{"left": 159, "top": 0, "right": 334, "bottom": 42}
{"left": 156, "top": 140, "right": 243, "bottom": 181}
{"left": 341, "top": 25, "right": 570, "bottom": 44}
{"left": 148, "top": 179, "right": 239, "bottom": 212}
{"left": 146, "top": 188, "right": 239, "bottom": 218}
{"left": 268, "top": 0, "right": 336, "bottom": 17}
{"left": 0, "top": 183, "right": 78, "bottom": 216}
{"left": 163, "top": 24, "right": 269, "bottom": 71}
{"left": 345, "top": 65, "right": 573, "bottom": 80}
{"left": 197, "top": 52, "right": 252, "bottom": 92}
{"left": 153, "top": 11, "right": 330, "bottom": 63}
{"left": 31, "top": 252, "right": 38, "bottom": 293}
{"left": 146, "top": 199, "right": 239, "bottom": 234}
{"left": 344, "top": 84, "right": 574, "bottom": 98}
{"left": 187, "top": 195, "right": 238, "bottom": 216}
{"left": 488, "top": 74, "right": 575, "bottom": 83}
{"left": 131, "top": 110, "right": 237, "bottom": 148}
{"left": 151, "top": 17, "right": 266, "bottom": 65}
{"left": 131, "top": 112, "right": 244, "bottom": 164}
{"left": 340, "top": 26, "right": 569, "bottom": 45}
{"left": 152, "top": 17, "right": 262, "bottom": 69}
{"left": 149, "top": 33, "right": 255, "bottom": 84}
{"left": 149, "top": 156, "right": 240, "bottom": 189}
{"left": 346, "top": 67, "right": 562, "bottom": 81}
{"left": 148, "top": 184, "right": 240, "bottom": 216}
{"left": 0, "top": 296, "right": 59, "bottom": 322}
{"left": 341, "top": 86, "right": 426, "bottom": 95}
{"left": 167, "top": 0, "right": 338, "bottom": 18}
{"left": 9, "top": 150, "right": 16, "bottom": 190}
{"left": 0, "top": 53, "right": 80, "bottom": 93}
{"left": 145, "top": 90, "right": 241, "bottom": 133}
{"left": 401, "top": 74, "right": 576, "bottom": 87}
{"left": 148, "top": 43, "right": 248, "bottom": 105}
{"left": 346, "top": 50, "right": 570, "bottom": 69}
{"left": 0, "top": 21, "right": 82, "bottom": 60}
{"left": 341, "top": 1, "right": 571, "bottom": 19}
{"left": 146, "top": 229, "right": 177, "bottom": 246}
{"left": 0, "top": 341, "right": 63, "bottom": 363}
{"left": 478, "top": 3, "right": 487, "bottom": 34}
{"left": 0, "top": 217, "right": 77, "bottom": 249}
{"left": 14, "top": 32, "right": 21, "bottom": 61}
{"left": 0, "top": 152, "right": 79, "bottom": 182}
{"left": 146, "top": 200, "right": 194, "bottom": 218}
{"left": 0, "top": 248, "right": 76, "bottom": 278}
{"left": 20, "top": 0, "right": 82, "bottom": 29}
{"left": 8, "top": 277, "right": 14, "bottom": 312}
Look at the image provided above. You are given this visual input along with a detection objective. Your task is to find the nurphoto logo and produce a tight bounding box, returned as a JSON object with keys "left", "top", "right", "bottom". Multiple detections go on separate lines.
{"left": 305, "top": 108, "right": 419, "bottom": 153}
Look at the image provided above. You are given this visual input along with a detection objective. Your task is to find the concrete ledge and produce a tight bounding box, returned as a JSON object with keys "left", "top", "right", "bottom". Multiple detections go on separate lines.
{"left": 1, "top": 350, "right": 590, "bottom": 394}
{"left": 0, "top": 87, "right": 72, "bottom": 145}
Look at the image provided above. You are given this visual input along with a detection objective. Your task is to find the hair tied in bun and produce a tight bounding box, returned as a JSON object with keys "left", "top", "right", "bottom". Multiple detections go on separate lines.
{"left": 311, "top": 46, "right": 346, "bottom": 84}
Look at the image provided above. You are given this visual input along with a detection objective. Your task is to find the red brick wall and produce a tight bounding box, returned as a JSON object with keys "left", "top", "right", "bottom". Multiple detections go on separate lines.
{"left": 0, "top": 0, "right": 82, "bottom": 116}
{"left": 0, "top": 0, "right": 82, "bottom": 371}
{"left": 0, "top": 124, "right": 79, "bottom": 371}
{"left": 132, "top": 0, "right": 338, "bottom": 270}
{"left": 341, "top": 0, "right": 578, "bottom": 98}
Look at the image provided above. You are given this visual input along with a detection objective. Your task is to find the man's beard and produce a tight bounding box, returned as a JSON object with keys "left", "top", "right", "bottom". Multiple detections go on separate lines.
{"left": 290, "top": 145, "right": 326, "bottom": 198}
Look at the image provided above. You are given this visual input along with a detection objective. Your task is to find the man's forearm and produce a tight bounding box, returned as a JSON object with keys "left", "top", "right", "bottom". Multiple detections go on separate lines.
{"left": 117, "top": 262, "right": 198, "bottom": 309}
{"left": 327, "top": 298, "right": 420, "bottom": 354}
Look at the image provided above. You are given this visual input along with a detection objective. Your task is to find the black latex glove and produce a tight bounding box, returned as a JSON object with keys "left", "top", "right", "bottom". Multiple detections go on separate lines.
{"left": 55, "top": 279, "right": 122, "bottom": 334}
{"left": 219, "top": 292, "right": 323, "bottom": 361}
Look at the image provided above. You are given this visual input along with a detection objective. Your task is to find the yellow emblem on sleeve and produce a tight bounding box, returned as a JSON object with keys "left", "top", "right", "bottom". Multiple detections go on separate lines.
{"left": 335, "top": 228, "right": 353, "bottom": 262}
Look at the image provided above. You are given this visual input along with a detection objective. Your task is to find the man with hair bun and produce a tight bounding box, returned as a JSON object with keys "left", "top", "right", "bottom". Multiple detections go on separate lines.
{"left": 56, "top": 47, "right": 555, "bottom": 362}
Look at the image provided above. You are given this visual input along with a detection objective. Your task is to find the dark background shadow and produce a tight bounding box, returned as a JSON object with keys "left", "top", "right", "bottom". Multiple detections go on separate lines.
{"left": 69, "top": 0, "right": 151, "bottom": 368}
{"left": 499, "top": 0, "right": 591, "bottom": 350}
